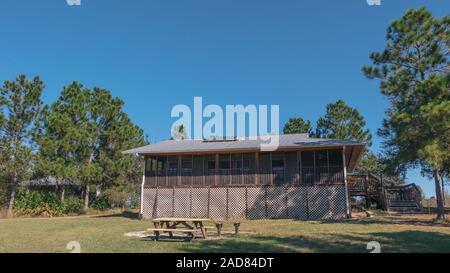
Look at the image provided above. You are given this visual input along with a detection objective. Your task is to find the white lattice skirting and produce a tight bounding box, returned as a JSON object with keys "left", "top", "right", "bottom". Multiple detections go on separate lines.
{"left": 141, "top": 185, "right": 348, "bottom": 220}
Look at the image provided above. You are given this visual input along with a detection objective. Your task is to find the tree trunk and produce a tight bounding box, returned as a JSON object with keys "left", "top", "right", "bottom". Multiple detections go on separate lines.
{"left": 6, "top": 170, "right": 18, "bottom": 218}
{"left": 433, "top": 169, "right": 445, "bottom": 220}
{"left": 95, "top": 185, "right": 101, "bottom": 197}
{"left": 84, "top": 184, "right": 89, "bottom": 210}
{"left": 442, "top": 179, "right": 446, "bottom": 206}
{"left": 60, "top": 187, "right": 65, "bottom": 202}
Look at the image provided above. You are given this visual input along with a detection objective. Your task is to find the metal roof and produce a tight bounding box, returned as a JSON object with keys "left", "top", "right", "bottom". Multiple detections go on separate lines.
{"left": 123, "top": 134, "right": 365, "bottom": 155}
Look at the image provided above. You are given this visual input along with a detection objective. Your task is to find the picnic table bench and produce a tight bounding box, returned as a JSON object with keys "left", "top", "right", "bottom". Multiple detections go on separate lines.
{"left": 148, "top": 218, "right": 242, "bottom": 241}
{"left": 149, "top": 218, "right": 210, "bottom": 241}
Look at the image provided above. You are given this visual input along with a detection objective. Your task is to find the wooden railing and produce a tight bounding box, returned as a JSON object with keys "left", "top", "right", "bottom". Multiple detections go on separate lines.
{"left": 386, "top": 184, "right": 422, "bottom": 202}
{"left": 301, "top": 166, "right": 344, "bottom": 185}
{"left": 347, "top": 174, "right": 382, "bottom": 195}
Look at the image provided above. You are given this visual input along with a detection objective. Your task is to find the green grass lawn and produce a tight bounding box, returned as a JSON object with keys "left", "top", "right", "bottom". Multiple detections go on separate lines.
{"left": 0, "top": 212, "right": 449, "bottom": 253}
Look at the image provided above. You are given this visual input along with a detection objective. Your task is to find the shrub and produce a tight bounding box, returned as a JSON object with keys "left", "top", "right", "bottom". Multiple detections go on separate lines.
{"left": 103, "top": 188, "right": 139, "bottom": 209}
{"left": 14, "top": 191, "right": 64, "bottom": 217}
{"left": 126, "top": 193, "right": 140, "bottom": 209}
{"left": 90, "top": 196, "right": 109, "bottom": 211}
{"left": 63, "top": 196, "right": 84, "bottom": 215}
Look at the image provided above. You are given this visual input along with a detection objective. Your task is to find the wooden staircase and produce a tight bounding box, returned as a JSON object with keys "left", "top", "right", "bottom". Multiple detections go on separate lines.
{"left": 387, "top": 200, "right": 422, "bottom": 213}
{"left": 385, "top": 184, "right": 423, "bottom": 214}
{"left": 348, "top": 174, "right": 388, "bottom": 210}
{"left": 348, "top": 174, "right": 422, "bottom": 214}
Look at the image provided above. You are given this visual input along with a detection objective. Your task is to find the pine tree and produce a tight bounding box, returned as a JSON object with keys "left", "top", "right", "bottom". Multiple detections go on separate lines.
{"left": 171, "top": 124, "right": 187, "bottom": 140}
{"left": 0, "top": 75, "right": 44, "bottom": 216}
{"left": 315, "top": 99, "right": 372, "bottom": 145}
{"left": 283, "top": 118, "right": 313, "bottom": 136}
{"left": 37, "top": 83, "right": 146, "bottom": 209}
{"left": 363, "top": 8, "right": 449, "bottom": 220}
{"left": 89, "top": 87, "right": 146, "bottom": 204}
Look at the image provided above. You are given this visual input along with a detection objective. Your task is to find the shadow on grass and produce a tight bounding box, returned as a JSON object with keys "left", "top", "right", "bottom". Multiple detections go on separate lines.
{"left": 177, "top": 230, "right": 450, "bottom": 253}
{"left": 336, "top": 215, "right": 450, "bottom": 228}
{"left": 142, "top": 234, "right": 194, "bottom": 243}
{"left": 95, "top": 211, "right": 140, "bottom": 220}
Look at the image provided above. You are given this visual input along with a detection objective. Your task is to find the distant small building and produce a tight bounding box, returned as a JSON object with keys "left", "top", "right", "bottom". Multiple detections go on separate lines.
{"left": 21, "top": 176, "right": 80, "bottom": 200}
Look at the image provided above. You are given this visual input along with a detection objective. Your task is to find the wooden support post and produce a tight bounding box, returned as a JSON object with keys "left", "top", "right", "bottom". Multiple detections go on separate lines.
{"left": 313, "top": 151, "right": 316, "bottom": 184}
{"left": 177, "top": 155, "right": 182, "bottom": 186}
{"left": 233, "top": 222, "right": 240, "bottom": 235}
{"left": 140, "top": 157, "right": 146, "bottom": 217}
{"left": 215, "top": 154, "right": 219, "bottom": 186}
{"left": 298, "top": 151, "right": 303, "bottom": 184}
{"left": 241, "top": 153, "right": 244, "bottom": 184}
{"left": 365, "top": 172, "right": 370, "bottom": 209}
{"left": 166, "top": 156, "right": 169, "bottom": 187}
{"left": 269, "top": 152, "right": 274, "bottom": 185}
{"left": 215, "top": 223, "right": 223, "bottom": 237}
{"left": 229, "top": 153, "right": 232, "bottom": 185}
{"left": 191, "top": 155, "right": 194, "bottom": 186}
{"left": 283, "top": 152, "right": 287, "bottom": 184}
{"left": 327, "top": 150, "right": 330, "bottom": 183}
{"left": 255, "top": 152, "right": 260, "bottom": 185}
{"left": 202, "top": 155, "right": 206, "bottom": 186}
{"left": 342, "top": 146, "right": 351, "bottom": 218}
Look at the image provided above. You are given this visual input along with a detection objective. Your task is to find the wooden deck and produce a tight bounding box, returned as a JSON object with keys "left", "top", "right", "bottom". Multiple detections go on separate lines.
{"left": 347, "top": 174, "right": 422, "bottom": 213}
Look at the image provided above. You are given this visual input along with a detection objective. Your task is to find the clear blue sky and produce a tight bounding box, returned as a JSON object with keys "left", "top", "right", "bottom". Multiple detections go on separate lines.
{"left": 0, "top": 0, "right": 447, "bottom": 197}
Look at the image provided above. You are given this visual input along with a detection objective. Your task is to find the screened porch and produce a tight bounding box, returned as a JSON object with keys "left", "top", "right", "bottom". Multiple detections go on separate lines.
{"left": 144, "top": 149, "right": 345, "bottom": 188}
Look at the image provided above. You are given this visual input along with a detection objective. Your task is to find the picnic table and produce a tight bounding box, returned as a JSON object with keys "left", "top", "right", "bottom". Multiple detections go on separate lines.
{"left": 149, "top": 218, "right": 210, "bottom": 241}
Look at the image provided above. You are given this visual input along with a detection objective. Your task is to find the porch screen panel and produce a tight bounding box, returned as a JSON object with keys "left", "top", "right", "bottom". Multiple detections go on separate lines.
{"left": 285, "top": 152, "right": 299, "bottom": 184}
{"left": 219, "top": 154, "right": 231, "bottom": 186}
{"left": 204, "top": 155, "right": 215, "bottom": 186}
{"left": 243, "top": 153, "right": 255, "bottom": 184}
{"left": 328, "top": 149, "right": 344, "bottom": 184}
{"left": 259, "top": 152, "right": 271, "bottom": 185}
{"left": 193, "top": 155, "right": 204, "bottom": 185}
{"left": 301, "top": 151, "right": 315, "bottom": 184}
{"left": 272, "top": 152, "right": 285, "bottom": 185}
{"left": 315, "top": 151, "right": 329, "bottom": 184}
{"left": 167, "top": 156, "right": 178, "bottom": 187}
{"left": 181, "top": 156, "right": 193, "bottom": 186}
{"left": 231, "top": 153, "right": 243, "bottom": 185}
{"left": 144, "top": 157, "right": 156, "bottom": 187}
{"left": 156, "top": 156, "right": 167, "bottom": 187}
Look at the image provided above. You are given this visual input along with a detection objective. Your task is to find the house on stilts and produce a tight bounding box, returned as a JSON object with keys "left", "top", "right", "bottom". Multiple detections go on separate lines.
{"left": 124, "top": 133, "right": 370, "bottom": 220}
